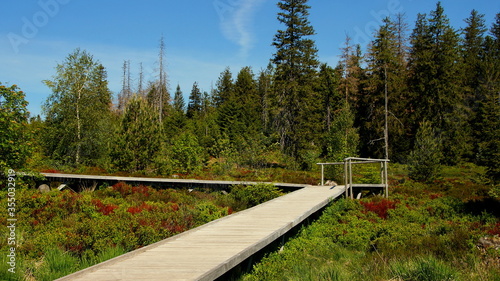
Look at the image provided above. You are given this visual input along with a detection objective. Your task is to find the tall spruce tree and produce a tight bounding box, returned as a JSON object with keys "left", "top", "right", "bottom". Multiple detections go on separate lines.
{"left": 186, "top": 82, "right": 202, "bottom": 119}
{"left": 271, "top": 0, "right": 320, "bottom": 166}
{"left": 164, "top": 84, "right": 187, "bottom": 139}
{"left": 408, "top": 2, "right": 467, "bottom": 164}
{"left": 258, "top": 64, "right": 274, "bottom": 135}
{"left": 213, "top": 67, "right": 233, "bottom": 107}
{"left": 363, "top": 17, "right": 409, "bottom": 160}
{"left": 475, "top": 13, "right": 500, "bottom": 182}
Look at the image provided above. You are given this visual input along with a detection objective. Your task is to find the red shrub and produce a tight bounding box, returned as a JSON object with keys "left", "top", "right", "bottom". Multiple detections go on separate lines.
{"left": 92, "top": 199, "right": 118, "bottom": 215}
{"left": 127, "top": 206, "right": 142, "bottom": 215}
{"left": 170, "top": 203, "right": 179, "bottom": 212}
{"left": 360, "top": 199, "right": 397, "bottom": 219}
{"left": 112, "top": 182, "right": 151, "bottom": 198}
{"left": 40, "top": 169, "right": 61, "bottom": 173}
{"left": 430, "top": 193, "right": 444, "bottom": 200}
{"left": 487, "top": 222, "right": 500, "bottom": 236}
{"left": 127, "top": 202, "right": 155, "bottom": 215}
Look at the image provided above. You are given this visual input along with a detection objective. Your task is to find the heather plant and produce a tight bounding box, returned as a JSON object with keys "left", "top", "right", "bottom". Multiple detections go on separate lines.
{"left": 0, "top": 182, "right": 263, "bottom": 280}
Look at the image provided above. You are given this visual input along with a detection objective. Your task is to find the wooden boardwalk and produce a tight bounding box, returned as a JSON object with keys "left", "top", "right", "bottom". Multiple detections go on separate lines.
{"left": 56, "top": 185, "right": 345, "bottom": 281}
{"left": 39, "top": 173, "right": 308, "bottom": 191}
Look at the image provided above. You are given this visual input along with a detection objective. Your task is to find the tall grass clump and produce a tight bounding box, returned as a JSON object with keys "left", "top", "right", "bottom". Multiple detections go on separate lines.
{"left": 390, "top": 256, "right": 458, "bottom": 281}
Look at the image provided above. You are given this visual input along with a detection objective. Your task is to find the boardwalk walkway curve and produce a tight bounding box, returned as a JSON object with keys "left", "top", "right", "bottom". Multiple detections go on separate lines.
{"left": 56, "top": 184, "right": 345, "bottom": 281}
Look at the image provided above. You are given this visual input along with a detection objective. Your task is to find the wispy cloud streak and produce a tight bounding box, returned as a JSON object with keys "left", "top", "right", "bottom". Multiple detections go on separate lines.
{"left": 218, "top": 0, "right": 266, "bottom": 58}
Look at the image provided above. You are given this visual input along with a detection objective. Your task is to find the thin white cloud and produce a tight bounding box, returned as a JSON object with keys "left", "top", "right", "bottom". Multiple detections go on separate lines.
{"left": 219, "top": 0, "right": 266, "bottom": 58}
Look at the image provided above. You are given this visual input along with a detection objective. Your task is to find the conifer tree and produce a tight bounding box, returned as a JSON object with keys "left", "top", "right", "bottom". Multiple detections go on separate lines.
{"left": 187, "top": 82, "right": 202, "bottom": 119}
{"left": 173, "top": 84, "right": 185, "bottom": 113}
{"left": 164, "top": 84, "right": 187, "bottom": 139}
{"left": 475, "top": 13, "right": 500, "bottom": 182}
{"left": 213, "top": 67, "right": 233, "bottom": 107}
{"left": 363, "top": 17, "right": 409, "bottom": 160}
{"left": 408, "top": 2, "right": 467, "bottom": 164}
{"left": 112, "top": 95, "right": 160, "bottom": 173}
{"left": 408, "top": 120, "right": 442, "bottom": 182}
{"left": 257, "top": 64, "right": 274, "bottom": 135}
{"left": 271, "top": 0, "right": 320, "bottom": 165}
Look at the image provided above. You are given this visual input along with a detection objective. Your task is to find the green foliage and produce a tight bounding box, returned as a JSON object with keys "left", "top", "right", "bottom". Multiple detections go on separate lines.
{"left": 408, "top": 120, "right": 442, "bottom": 182}
{"left": 243, "top": 187, "right": 500, "bottom": 281}
{"left": 0, "top": 83, "right": 33, "bottom": 172}
{"left": 112, "top": 95, "right": 161, "bottom": 173}
{"left": 390, "top": 256, "right": 458, "bottom": 281}
{"left": 43, "top": 49, "right": 113, "bottom": 167}
{"left": 271, "top": 0, "right": 321, "bottom": 165}
{"left": 166, "top": 131, "right": 205, "bottom": 174}
{"left": 228, "top": 184, "right": 283, "bottom": 211}
{"left": 0, "top": 182, "right": 240, "bottom": 280}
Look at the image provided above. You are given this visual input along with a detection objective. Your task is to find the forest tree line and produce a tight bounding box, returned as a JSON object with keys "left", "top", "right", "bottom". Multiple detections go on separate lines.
{"left": 1, "top": 1, "right": 499, "bottom": 183}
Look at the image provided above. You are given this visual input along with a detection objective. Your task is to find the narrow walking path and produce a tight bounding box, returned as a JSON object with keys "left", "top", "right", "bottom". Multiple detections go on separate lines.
{"left": 57, "top": 185, "right": 345, "bottom": 281}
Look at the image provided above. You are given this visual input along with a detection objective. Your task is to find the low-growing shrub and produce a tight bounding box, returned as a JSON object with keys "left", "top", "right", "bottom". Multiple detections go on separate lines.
{"left": 228, "top": 183, "right": 283, "bottom": 210}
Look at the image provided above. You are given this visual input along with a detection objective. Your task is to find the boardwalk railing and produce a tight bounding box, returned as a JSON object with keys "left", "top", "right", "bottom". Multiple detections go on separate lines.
{"left": 317, "top": 157, "right": 389, "bottom": 199}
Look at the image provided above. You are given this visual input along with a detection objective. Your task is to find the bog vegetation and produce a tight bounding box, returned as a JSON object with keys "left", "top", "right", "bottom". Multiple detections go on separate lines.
{"left": 0, "top": 182, "right": 282, "bottom": 280}
{"left": 241, "top": 165, "right": 500, "bottom": 281}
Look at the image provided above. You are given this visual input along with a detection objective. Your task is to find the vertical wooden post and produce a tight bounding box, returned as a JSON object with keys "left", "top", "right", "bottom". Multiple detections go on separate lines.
{"left": 349, "top": 158, "right": 353, "bottom": 199}
{"left": 344, "top": 160, "right": 348, "bottom": 198}
{"left": 321, "top": 164, "right": 324, "bottom": 186}
{"left": 384, "top": 161, "right": 389, "bottom": 198}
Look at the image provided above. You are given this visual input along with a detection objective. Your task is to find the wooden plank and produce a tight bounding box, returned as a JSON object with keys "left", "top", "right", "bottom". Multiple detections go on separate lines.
{"left": 40, "top": 173, "right": 308, "bottom": 190}
{"left": 55, "top": 185, "right": 345, "bottom": 281}
{"left": 350, "top": 184, "right": 387, "bottom": 188}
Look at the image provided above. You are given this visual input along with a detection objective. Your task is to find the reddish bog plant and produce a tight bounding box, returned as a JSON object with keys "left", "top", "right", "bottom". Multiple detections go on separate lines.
{"left": 92, "top": 199, "right": 118, "bottom": 215}
{"left": 112, "top": 182, "right": 150, "bottom": 198}
{"left": 360, "top": 199, "right": 397, "bottom": 219}
{"left": 127, "top": 202, "right": 155, "bottom": 214}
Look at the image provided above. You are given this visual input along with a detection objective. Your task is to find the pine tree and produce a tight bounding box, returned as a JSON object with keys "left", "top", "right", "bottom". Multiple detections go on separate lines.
{"left": 408, "top": 120, "right": 442, "bottom": 182}
{"left": 408, "top": 2, "right": 467, "bottom": 164}
{"left": 257, "top": 64, "right": 274, "bottom": 135}
{"left": 112, "top": 95, "right": 160, "bottom": 173}
{"left": 43, "top": 49, "right": 113, "bottom": 166}
{"left": 271, "top": 0, "right": 320, "bottom": 165}
{"left": 213, "top": 67, "right": 233, "bottom": 107}
{"left": 475, "top": 13, "right": 500, "bottom": 182}
{"left": 164, "top": 84, "right": 187, "bottom": 139}
{"left": 187, "top": 82, "right": 202, "bottom": 119}
{"left": 173, "top": 84, "right": 185, "bottom": 113}
{"left": 363, "top": 17, "right": 409, "bottom": 160}
{"left": 234, "top": 67, "right": 261, "bottom": 136}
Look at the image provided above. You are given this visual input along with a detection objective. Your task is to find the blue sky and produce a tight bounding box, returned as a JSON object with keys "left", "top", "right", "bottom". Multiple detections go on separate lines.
{"left": 1, "top": 0, "right": 498, "bottom": 117}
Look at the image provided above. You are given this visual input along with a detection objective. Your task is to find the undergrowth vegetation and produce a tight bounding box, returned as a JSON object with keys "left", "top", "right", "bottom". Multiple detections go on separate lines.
{"left": 242, "top": 165, "right": 500, "bottom": 281}
{"left": 0, "top": 182, "right": 282, "bottom": 281}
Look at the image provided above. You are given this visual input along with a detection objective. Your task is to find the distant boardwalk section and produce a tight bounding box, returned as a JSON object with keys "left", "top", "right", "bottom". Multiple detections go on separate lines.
{"left": 56, "top": 185, "right": 345, "bottom": 281}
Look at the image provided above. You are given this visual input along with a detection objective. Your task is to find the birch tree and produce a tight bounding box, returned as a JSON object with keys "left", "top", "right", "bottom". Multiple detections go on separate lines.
{"left": 43, "top": 49, "right": 112, "bottom": 166}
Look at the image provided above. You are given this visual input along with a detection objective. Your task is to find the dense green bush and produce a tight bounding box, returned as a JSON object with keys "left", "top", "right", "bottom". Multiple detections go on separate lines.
{"left": 228, "top": 183, "right": 283, "bottom": 210}
{"left": 408, "top": 120, "right": 443, "bottom": 183}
